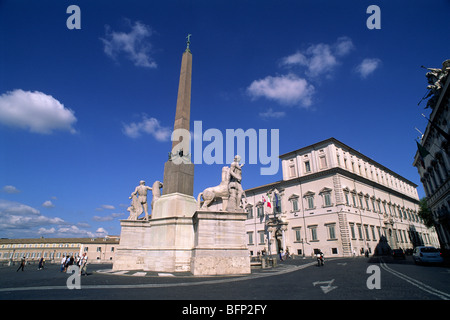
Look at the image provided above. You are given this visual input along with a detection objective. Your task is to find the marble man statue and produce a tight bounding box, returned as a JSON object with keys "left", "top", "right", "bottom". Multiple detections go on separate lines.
{"left": 227, "top": 155, "right": 246, "bottom": 211}
{"left": 128, "top": 180, "right": 152, "bottom": 221}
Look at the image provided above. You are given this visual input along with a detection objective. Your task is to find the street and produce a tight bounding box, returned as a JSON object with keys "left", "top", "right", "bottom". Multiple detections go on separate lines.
{"left": 0, "top": 256, "right": 449, "bottom": 302}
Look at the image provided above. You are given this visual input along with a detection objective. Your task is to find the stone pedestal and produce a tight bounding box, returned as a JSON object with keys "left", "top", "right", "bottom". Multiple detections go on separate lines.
{"left": 190, "top": 210, "right": 251, "bottom": 276}
{"left": 113, "top": 193, "right": 197, "bottom": 272}
{"left": 163, "top": 160, "right": 194, "bottom": 196}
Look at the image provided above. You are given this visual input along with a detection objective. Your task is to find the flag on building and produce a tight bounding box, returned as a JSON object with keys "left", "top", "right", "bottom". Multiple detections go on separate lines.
{"left": 416, "top": 140, "right": 430, "bottom": 168}
{"left": 264, "top": 193, "right": 272, "bottom": 208}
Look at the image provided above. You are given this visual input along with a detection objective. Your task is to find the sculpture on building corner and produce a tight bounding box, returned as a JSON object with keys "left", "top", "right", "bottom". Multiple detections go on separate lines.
{"left": 420, "top": 59, "right": 450, "bottom": 109}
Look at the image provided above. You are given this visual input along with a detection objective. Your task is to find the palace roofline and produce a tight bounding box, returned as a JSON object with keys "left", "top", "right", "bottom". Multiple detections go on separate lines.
{"left": 279, "top": 137, "right": 418, "bottom": 188}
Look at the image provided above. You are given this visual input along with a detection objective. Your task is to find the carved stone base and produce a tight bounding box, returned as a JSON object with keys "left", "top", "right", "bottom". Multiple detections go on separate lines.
{"left": 113, "top": 193, "right": 197, "bottom": 272}
{"left": 190, "top": 210, "right": 250, "bottom": 275}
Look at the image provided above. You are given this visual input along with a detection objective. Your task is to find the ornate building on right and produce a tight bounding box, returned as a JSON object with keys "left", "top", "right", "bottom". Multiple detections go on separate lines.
{"left": 413, "top": 59, "right": 450, "bottom": 252}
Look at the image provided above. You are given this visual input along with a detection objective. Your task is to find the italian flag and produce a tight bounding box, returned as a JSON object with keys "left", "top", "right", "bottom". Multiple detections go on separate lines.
{"left": 263, "top": 194, "right": 272, "bottom": 208}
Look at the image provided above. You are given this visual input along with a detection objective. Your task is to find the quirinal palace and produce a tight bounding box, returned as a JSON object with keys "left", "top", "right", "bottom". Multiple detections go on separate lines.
{"left": 211, "top": 138, "right": 439, "bottom": 258}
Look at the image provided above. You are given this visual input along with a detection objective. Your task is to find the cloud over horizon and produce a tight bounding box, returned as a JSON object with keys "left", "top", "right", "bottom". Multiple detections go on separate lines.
{"left": 0, "top": 90, "right": 77, "bottom": 134}
{"left": 0, "top": 199, "right": 109, "bottom": 238}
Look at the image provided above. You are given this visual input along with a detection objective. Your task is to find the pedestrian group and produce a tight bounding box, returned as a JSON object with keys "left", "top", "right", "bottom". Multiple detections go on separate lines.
{"left": 15, "top": 253, "right": 88, "bottom": 275}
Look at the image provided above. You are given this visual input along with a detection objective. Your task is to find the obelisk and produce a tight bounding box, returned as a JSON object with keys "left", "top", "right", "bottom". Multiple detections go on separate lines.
{"left": 162, "top": 34, "right": 194, "bottom": 196}
{"left": 113, "top": 36, "right": 197, "bottom": 273}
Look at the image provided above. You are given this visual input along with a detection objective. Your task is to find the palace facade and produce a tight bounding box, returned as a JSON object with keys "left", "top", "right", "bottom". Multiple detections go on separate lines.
{"left": 211, "top": 138, "right": 439, "bottom": 257}
{"left": 0, "top": 236, "right": 119, "bottom": 265}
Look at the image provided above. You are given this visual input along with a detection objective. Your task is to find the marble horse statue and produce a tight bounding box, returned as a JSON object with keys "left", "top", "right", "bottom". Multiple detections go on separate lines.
{"left": 197, "top": 166, "right": 230, "bottom": 210}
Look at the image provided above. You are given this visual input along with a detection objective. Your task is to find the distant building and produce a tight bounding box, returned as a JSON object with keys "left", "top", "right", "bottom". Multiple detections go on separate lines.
{"left": 413, "top": 59, "right": 450, "bottom": 251}
{"left": 0, "top": 236, "right": 119, "bottom": 265}
{"left": 210, "top": 138, "right": 439, "bottom": 257}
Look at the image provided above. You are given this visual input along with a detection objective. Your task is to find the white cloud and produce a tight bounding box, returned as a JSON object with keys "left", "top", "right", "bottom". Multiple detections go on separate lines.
{"left": 92, "top": 213, "right": 122, "bottom": 222}
{"left": 37, "top": 227, "right": 56, "bottom": 235}
{"left": 247, "top": 74, "right": 315, "bottom": 107}
{"left": 95, "top": 204, "right": 115, "bottom": 211}
{"left": 95, "top": 227, "right": 109, "bottom": 237}
{"left": 334, "top": 36, "right": 354, "bottom": 56}
{"left": 355, "top": 58, "right": 382, "bottom": 78}
{"left": 0, "top": 199, "right": 65, "bottom": 232}
{"left": 53, "top": 226, "right": 108, "bottom": 238}
{"left": 259, "top": 108, "right": 286, "bottom": 119}
{"left": 0, "top": 89, "right": 77, "bottom": 134}
{"left": 0, "top": 199, "right": 112, "bottom": 238}
{"left": 1, "top": 185, "right": 21, "bottom": 194}
{"left": 122, "top": 115, "right": 171, "bottom": 141}
{"left": 281, "top": 37, "right": 354, "bottom": 78}
{"left": 42, "top": 200, "right": 55, "bottom": 208}
{"left": 0, "top": 199, "right": 40, "bottom": 216}
{"left": 101, "top": 20, "right": 157, "bottom": 68}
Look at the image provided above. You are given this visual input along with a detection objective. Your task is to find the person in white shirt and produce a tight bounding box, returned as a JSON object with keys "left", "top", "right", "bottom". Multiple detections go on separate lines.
{"left": 60, "top": 256, "right": 67, "bottom": 272}
{"left": 79, "top": 252, "right": 88, "bottom": 276}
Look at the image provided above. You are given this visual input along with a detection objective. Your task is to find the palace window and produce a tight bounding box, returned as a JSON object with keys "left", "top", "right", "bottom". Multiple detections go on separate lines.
{"left": 293, "top": 227, "right": 302, "bottom": 242}
{"left": 247, "top": 232, "right": 254, "bottom": 245}
{"left": 357, "top": 224, "right": 363, "bottom": 239}
{"left": 304, "top": 161, "right": 311, "bottom": 173}
{"left": 304, "top": 191, "right": 315, "bottom": 210}
{"left": 349, "top": 223, "right": 356, "bottom": 239}
{"left": 258, "top": 231, "right": 265, "bottom": 245}
{"left": 289, "top": 194, "right": 299, "bottom": 212}
{"left": 351, "top": 192, "right": 357, "bottom": 207}
{"left": 365, "top": 196, "right": 370, "bottom": 211}
{"left": 246, "top": 205, "right": 253, "bottom": 219}
{"left": 319, "top": 155, "right": 327, "bottom": 169}
{"left": 257, "top": 205, "right": 264, "bottom": 218}
{"left": 288, "top": 159, "right": 296, "bottom": 178}
{"left": 309, "top": 226, "right": 318, "bottom": 241}
{"left": 344, "top": 191, "right": 350, "bottom": 206}
{"left": 326, "top": 224, "right": 337, "bottom": 240}
{"left": 371, "top": 226, "right": 377, "bottom": 241}
{"left": 319, "top": 188, "right": 333, "bottom": 207}
{"left": 364, "top": 225, "right": 370, "bottom": 240}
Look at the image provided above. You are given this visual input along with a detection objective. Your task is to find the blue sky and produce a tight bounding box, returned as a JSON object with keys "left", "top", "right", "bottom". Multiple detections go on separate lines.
{"left": 1, "top": 0, "right": 449, "bottom": 238}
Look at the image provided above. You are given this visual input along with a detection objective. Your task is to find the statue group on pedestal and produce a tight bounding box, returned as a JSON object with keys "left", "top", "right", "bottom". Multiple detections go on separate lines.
{"left": 197, "top": 155, "right": 247, "bottom": 212}
{"left": 127, "top": 155, "right": 247, "bottom": 219}
{"left": 127, "top": 180, "right": 163, "bottom": 221}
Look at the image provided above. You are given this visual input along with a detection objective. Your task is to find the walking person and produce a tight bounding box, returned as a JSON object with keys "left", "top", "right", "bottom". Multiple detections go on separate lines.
{"left": 38, "top": 257, "right": 45, "bottom": 270}
{"left": 79, "top": 252, "right": 88, "bottom": 276}
{"left": 16, "top": 256, "right": 26, "bottom": 272}
{"left": 61, "top": 255, "right": 67, "bottom": 272}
